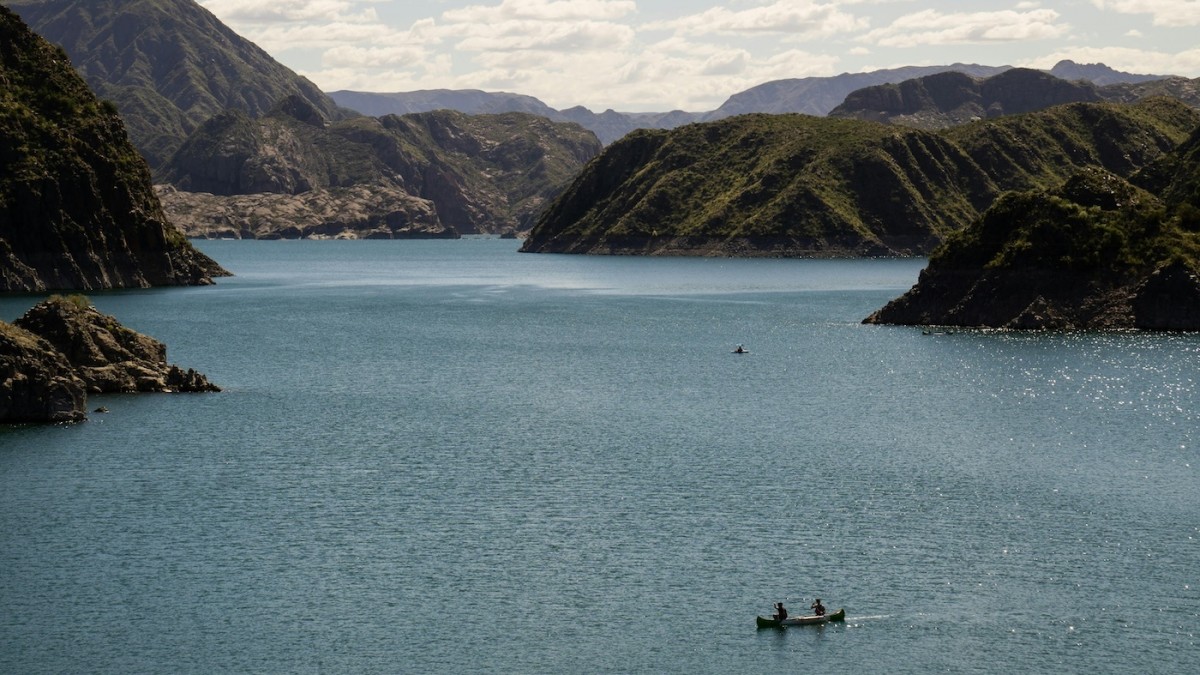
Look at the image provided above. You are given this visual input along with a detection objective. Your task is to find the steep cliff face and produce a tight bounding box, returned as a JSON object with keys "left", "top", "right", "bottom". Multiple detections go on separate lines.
{"left": 0, "top": 6, "right": 228, "bottom": 292}
{"left": 165, "top": 104, "right": 601, "bottom": 237}
{"left": 522, "top": 100, "right": 1199, "bottom": 257}
{"left": 7, "top": 0, "right": 345, "bottom": 172}
{"left": 864, "top": 153, "right": 1200, "bottom": 330}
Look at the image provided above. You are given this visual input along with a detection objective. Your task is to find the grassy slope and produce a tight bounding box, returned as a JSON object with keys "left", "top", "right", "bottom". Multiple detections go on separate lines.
{"left": 524, "top": 99, "right": 1199, "bottom": 256}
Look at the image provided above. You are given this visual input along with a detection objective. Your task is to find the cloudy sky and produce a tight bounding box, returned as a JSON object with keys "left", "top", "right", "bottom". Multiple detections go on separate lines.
{"left": 196, "top": 0, "right": 1200, "bottom": 112}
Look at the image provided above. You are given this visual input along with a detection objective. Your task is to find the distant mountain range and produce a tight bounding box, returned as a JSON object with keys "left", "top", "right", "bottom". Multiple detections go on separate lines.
{"left": 829, "top": 67, "right": 1200, "bottom": 129}
{"left": 9, "top": 0, "right": 1184, "bottom": 155}
{"left": 9, "top": 0, "right": 1200, "bottom": 252}
{"left": 331, "top": 61, "right": 1171, "bottom": 145}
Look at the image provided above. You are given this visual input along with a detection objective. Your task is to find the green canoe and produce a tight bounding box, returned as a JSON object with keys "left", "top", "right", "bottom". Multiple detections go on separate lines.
{"left": 756, "top": 608, "right": 845, "bottom": 628}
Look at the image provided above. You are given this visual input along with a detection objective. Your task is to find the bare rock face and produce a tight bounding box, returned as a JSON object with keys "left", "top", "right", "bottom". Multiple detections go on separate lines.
{"left": 0, "top": 322, "right": 87, "bottom": 424}
{"left": 12, "top": 296, "right": 219, "bottom": 395}
{"left": 157, "top": 184, "right": 455, "bottom": 240}
{"left": 165, "top": 107, "right": 600, "bottom": 237}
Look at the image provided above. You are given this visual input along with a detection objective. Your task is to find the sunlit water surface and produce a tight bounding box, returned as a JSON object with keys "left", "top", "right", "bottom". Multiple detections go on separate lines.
{"left": 2, "top": 239, "right": 1196, "bottom": 673}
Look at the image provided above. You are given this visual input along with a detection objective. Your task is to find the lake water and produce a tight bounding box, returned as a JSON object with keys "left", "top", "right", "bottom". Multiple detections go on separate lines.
{"left": 1, "top": 239, "right": 1196, "bottom": 673}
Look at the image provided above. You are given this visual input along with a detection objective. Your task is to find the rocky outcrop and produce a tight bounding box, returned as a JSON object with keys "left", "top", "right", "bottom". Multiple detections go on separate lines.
{"left": 0, "top": 6, "right": 229, "bottom": 292}
{"left": 12, "top": 295, "right": 219, "bottom": 394}
{"left": 0, "top": 321, "right": 87, "bottom": 424}
{"left": 864, "top": 158, "right": 1200, "bottom": 330}
{"left": 164, "top": 107, "right": 600, "bottom": 237}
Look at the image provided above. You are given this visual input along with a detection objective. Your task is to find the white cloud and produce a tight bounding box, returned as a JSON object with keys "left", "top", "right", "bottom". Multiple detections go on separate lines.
{"left": 195, "top": 0, "right": 1199, "bottom": 112}
{"left": 655, "top": 0, "right": 868, "bottom": 38}
{"left": 861, "top": 8, "right": 1068, "bottom": 47}
{"left": 236, "top": 21, "right": 399, "bottom": 51}
{"left": 1091, "top": 0, "right": 1200, "bottom": 27}
{"left": 452, "top": 20, "right": 636, "bottom": 52}
{"left": 199, "top": 0, "right": 383, "bottom": 24}
{"left": 442, "top": 0, "right": 637, "bottom": 23}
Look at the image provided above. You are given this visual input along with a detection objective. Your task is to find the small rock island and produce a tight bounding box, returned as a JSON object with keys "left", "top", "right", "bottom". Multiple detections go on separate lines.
{"left": 1, "top": 295, "right": 219, "bottom": 424}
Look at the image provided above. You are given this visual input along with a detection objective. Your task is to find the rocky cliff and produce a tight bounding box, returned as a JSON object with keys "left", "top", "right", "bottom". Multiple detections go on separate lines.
{"left": 863, "top": 125, "right": 1200, "bottom": 331}
{"left": 7, "top": 0, "right": 346, "bottom": 173}
{"left": 521, "top": 99, "right": 1199, "bottom": 257}
{"left": 1, "top": 295, "right": 217, "bottom": 424}
{"left": 164, "top": 102, "right": 601, "bottom": 238}
{"left": 13, "top": 295, "right": 219, "bottom": 393}
{"left": 0, "top": 6, "right": 228, "bottom": 291}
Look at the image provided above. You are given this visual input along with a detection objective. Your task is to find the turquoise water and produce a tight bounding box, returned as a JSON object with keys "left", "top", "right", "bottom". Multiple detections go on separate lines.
{"left": 1, "top": 239, "right": 1196, "bottom": 673}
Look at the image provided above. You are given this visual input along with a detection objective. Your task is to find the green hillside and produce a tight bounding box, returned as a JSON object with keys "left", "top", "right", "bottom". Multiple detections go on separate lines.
{"left": 522, "top": 99, "right": 1199, "bottom": 257}
{"left": 864, "top": 126, "right": 1200, "bottom": 330}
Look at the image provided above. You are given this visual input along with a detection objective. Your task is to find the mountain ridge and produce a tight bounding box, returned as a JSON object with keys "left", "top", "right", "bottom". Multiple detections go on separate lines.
{"left": 331, "top": 61, "right": 1171, "bottom": 146}
{"left": 6, "top": 0, "right": 348, "bottom": 172}
{"left": 520, "top": 98, "right": 1199, "bottom": 258}
{"left": 163, "top": 102, "right": 601, "bottom": 238}
{"left": 863, "top": 126, "right": 1200, "bottom": 330}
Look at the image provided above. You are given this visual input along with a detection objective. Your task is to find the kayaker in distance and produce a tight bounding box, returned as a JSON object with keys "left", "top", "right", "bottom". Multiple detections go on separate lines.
{"left": 734, "top": 344, "right": 747, "bottom": 353}
{"left": 811, "top": 598, "right": 825, "bottom": 616}
{"left": 773, "top": 602, "right": 787, "bottom": 621}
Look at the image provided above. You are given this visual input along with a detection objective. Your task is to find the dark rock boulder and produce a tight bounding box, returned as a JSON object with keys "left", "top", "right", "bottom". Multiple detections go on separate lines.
{"left": 0, "top": 321, "right": 87, "bottom": 424}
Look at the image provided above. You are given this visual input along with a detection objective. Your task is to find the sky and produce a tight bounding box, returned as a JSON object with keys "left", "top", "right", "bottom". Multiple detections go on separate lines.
{"left": 195, "top": 0, "right": 1200, "bottom": 112}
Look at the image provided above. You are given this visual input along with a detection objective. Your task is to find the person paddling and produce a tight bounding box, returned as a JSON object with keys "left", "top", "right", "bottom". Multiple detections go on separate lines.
{"left": 810, "top": 598, "right": 825, "bottom": 617}
{"left": 773, "top": 602, "right": 787, "bottom": 621}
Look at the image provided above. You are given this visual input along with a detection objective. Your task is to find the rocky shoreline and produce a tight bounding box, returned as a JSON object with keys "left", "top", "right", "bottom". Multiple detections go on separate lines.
{"left": 1, "top": 296, "right": 218, "bottom": 424}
